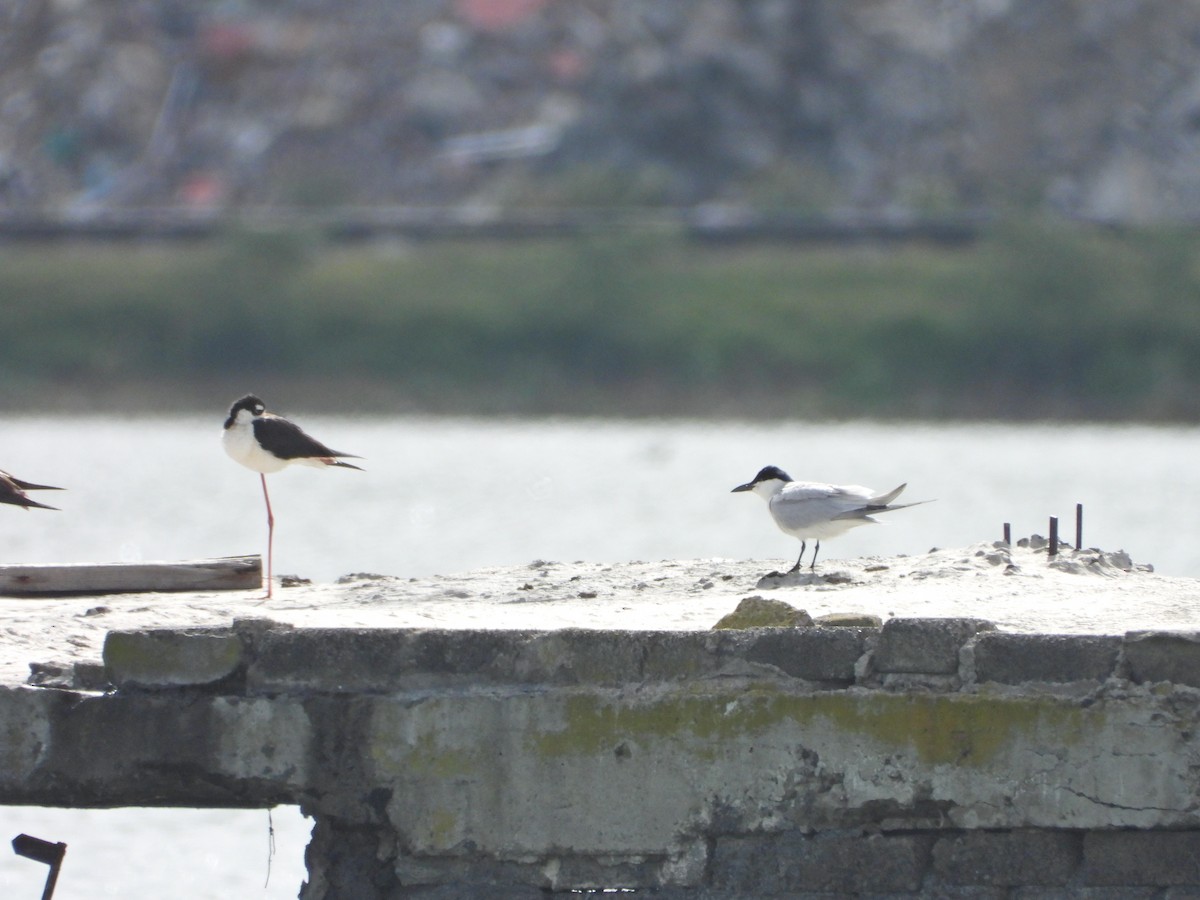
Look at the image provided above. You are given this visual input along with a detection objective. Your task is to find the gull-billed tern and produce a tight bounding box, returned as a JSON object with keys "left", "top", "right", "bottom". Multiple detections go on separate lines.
{"left": 732, "top": 465, "right": 929, "bottom": 572}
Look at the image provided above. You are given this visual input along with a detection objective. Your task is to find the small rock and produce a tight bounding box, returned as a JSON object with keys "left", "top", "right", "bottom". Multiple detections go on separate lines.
{"left": 756, "top": 569, "right": 842, "bottom": 589}
{"left": 73, "top": 661, "right": 111, "bottom": 691}
{"left": 712, "top": 596, "right": 813, "bottom": 630}
{"left": 28, "top": 660, "right": 110, "bottom": 692}
{"left": 814, "top": 612, "right": 882, "bottom": 628}
{"left": 26, "top": 661, "right": 71, "bottom": 688}
{"left": 336, "top": 572, "right": 390, "bottom": 584}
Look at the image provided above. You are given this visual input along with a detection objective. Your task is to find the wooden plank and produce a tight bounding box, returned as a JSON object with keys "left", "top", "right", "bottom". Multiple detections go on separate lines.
{"left": 0, "top": 555, "right": 262, "bottom": 596}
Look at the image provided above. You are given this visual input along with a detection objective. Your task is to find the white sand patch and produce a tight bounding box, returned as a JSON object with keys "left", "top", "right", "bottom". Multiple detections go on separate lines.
{"left": 2, "top": 543, "right": 1198, "bottom": 686}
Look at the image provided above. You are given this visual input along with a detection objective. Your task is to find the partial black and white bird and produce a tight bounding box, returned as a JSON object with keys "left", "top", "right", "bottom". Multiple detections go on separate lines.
{"left": 0, "top": 469, "right": 63, "bottom": 510}
{"left": 222, "top": 394, "right": 362, "bottom": 598}
{"left": 732, "top": 465, "right": 928, "bottom": 573}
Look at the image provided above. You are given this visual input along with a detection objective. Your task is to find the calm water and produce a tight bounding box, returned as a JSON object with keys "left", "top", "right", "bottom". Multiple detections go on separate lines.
{"left": 3, "top": 415, "right": 1199, "bottom": 897}
{"left": 1, "top": 415, "right": 1197, "bottom": 581}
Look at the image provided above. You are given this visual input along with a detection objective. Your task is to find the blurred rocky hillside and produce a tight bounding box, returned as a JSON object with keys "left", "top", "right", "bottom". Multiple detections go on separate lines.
{"left": 3, "top": 0, "right": 1200, "bottom": 223}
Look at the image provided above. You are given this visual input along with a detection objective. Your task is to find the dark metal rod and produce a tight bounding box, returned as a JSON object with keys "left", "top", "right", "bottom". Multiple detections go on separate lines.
{"left": 1003, "top": 522, "right": 1011, "bottom": 545}
{"left": 1075, "top": 503, "right": 1083, "bottom": 551}
{"left": 12, "top": 834, "right": 66, "bottom": 900}
{"left": 42, "top": 858, "right": 62, "bottom": 900}
{"left": 1048, "top": 516, "right": 1059, "bottom": 557}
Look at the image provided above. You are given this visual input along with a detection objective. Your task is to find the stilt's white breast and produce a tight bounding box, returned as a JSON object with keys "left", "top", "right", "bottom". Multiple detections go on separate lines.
{"left": 222, "top": 416, "right": 290, "bottom": 474}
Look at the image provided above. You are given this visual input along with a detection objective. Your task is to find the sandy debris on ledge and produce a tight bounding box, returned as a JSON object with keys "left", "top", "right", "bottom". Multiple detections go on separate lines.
{"left": 1, "top": 543, "right": 1196, "bottom": 686}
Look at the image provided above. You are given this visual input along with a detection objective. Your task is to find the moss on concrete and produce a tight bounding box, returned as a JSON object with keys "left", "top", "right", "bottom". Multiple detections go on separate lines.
{"left": 712, "top": 597, "right": 813, "bottom": 629}
{"left": 533, "top": 689, "right": 1089, "bottom": 767}
{"left": 394, "top": 731, "right": 478, "bottom": 779}
{"left": 103, "top": 631, "right": 244, "bottom": 688}
{"left": 425, "top": 808, "right": 462, "bottom": 848}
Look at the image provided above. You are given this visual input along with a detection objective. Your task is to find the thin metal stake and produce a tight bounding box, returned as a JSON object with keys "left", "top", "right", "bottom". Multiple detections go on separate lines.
{"left": 12, "top": 834, "right": 66, "bottom": 900}
{"left": 1003, "top": 522, "right": 1011, "bottom": 545}
{"left": 1048, "top": 516, "right": 1059, "bottom": 558}
{"left": 1075, "top": 503, "right": 1083, "bottom": 551}
{"left": 265, "top": 808, "right": 276, "bottom": 888}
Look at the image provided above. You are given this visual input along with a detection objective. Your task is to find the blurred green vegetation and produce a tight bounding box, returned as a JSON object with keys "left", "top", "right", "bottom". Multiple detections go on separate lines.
{"left": 2, "top": 218, "right": 1199, "bottom": 419}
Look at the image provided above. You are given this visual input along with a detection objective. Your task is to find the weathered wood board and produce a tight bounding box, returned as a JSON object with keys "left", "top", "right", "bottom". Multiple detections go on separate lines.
{"left": 0, "top": 555, "right": 262, "bottom": 596}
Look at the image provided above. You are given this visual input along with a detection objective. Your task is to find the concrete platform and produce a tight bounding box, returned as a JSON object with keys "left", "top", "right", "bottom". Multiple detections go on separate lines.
{"left": 5, "top": 546, "right": 1200, "bottom": 896}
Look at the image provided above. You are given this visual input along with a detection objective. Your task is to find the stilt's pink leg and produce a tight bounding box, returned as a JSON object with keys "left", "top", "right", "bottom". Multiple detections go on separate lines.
{"left": 260, "top": 473, "right": 274, "bottom": 600}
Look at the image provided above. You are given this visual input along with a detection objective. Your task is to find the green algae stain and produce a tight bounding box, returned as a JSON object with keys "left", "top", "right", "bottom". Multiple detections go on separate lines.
{"left": 370, "top": 727, "right": 478, "bottom": 779}
{"left": 102, "top": 632, "right": 243, "bottom": 684}
{"left": 810, "top": 692, "right": 1088, "bottom": 765}
{"left": 532, "top": 690, "right": 1091, "bottom": 767}
{"left": 425, "top": 808, "right": 461, "bottom": 847}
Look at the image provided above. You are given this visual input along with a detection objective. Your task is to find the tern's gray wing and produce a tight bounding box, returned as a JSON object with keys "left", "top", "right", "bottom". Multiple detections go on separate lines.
{"left": 828, "top": 482, "right": 908, "bottom": 519}
{"left": 863, "top": 482, "right": 906, "bottom": 508}
{"left": 769, "top": 481, "right": 879, "bottom": 531}
{"left": 830, "top": 483, "right": 931, "bottom": 523}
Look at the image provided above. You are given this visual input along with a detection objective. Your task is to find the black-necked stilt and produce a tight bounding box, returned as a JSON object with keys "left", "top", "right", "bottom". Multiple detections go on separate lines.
{"left": 0, "top": 469, "right": 63, "bottom": 510}
{"left": 222, "top": 394, "right": 362, "bottom": 598}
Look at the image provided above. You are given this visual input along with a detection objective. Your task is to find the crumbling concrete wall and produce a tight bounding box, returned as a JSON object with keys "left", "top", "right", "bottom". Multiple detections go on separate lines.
{"left": 5, "top": 619, "right": 1200, "bottom": 896}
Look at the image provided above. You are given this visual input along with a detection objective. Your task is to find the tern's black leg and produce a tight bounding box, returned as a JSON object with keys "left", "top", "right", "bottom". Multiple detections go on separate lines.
{"left": 787, "top": 541, "right": 807, "bottom": 574}
{"left": 809, "top": 541, "right": 821, "bottom": 570}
